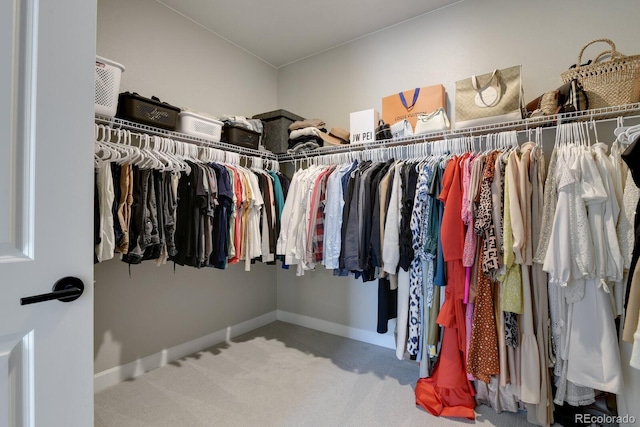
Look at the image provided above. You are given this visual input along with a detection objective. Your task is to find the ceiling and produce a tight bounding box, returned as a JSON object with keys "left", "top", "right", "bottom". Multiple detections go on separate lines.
{"left": 157, "top": 0, "right": 462, "bottom": 68}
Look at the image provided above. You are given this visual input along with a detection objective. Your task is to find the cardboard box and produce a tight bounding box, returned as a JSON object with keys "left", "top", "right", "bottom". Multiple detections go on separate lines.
{"left": 349, "top": 109, "right": 379, "bottom": 144}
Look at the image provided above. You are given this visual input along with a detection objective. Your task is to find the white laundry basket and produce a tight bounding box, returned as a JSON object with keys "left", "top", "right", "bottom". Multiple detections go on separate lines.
{"left": 177, "top": 111, "right": 223, "bottom": 142}
{"left": 95, "top": 56, "right": 125, "bottom": 118}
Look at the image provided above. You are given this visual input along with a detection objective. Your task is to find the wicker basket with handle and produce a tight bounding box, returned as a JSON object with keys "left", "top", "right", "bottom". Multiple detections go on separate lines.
{"left": 561, "top": 38, "right": 640, "bottom": 109}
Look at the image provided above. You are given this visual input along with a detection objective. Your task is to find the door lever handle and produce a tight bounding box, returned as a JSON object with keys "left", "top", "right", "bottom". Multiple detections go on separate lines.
{"left": 20, "top": 276, "right": 85, "bottom": 305}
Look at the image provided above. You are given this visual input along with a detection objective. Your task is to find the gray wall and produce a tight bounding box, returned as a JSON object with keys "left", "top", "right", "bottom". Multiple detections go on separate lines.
{"left": 94, "top": 0, "right": 278, "bottom": 374}
{"left": 277, "top": 0, "right": 640, "bottom": 129}
{"left": 276, "top": 0, "right": 640, "bottom": 335}
{"left": 94, "top": 260, "right": 276, "bottom": 373}
{"left": 97, "top": 0, "right": 277, "bottom": 117}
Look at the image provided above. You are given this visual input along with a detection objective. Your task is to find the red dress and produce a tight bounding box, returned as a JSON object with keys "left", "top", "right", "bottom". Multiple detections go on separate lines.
{"left": 415, "top": 156, "right": 476, "bottom": 420}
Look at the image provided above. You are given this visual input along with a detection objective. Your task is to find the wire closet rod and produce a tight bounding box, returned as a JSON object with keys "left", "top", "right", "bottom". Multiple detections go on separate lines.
{"left": 94, "top": 115, "right": 278, "bottom": 160}
{"left": 278, "top": 102, "right": 640, "bottom": 162}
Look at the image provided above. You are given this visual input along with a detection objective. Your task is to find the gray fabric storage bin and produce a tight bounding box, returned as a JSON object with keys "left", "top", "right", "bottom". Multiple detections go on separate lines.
{"left": 253, "top": 109, "right": 305, "bottom": 154}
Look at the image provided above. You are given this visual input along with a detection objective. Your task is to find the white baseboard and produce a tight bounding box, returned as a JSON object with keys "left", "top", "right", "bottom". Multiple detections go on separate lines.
{"left": 94, "top": 310, "right": 278, "bottom": 393}
{"left": 276, "top": 310, "right": 396, "bottom": 350}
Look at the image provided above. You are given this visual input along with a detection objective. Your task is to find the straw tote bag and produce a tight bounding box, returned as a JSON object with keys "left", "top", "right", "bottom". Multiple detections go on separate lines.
{"left": 561, "top": 38, "right": 640, "bottom": 109}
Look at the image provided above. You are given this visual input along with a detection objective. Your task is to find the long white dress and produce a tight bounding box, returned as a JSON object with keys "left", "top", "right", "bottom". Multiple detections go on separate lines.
{"left": 543, "top": 145, "right": 595, "bottom": 406}
{"left": 566, "top": 146, "right": 623, "bottom": 394}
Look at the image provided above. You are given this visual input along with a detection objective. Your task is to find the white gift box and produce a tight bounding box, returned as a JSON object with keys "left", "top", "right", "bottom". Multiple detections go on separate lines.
{"left": 349, "top": 109, "right": 379, "bottom": 144}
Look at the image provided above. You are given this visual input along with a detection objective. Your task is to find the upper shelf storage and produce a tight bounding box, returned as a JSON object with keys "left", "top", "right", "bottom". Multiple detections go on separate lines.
{"left": 279, "top": 103, "right": 640, "bottom": 161}
{"left": 97, "top": 102, "right": 640, "bottom": 163}
{"left": 95, "top": 114, "right": 278, "bottom": 160}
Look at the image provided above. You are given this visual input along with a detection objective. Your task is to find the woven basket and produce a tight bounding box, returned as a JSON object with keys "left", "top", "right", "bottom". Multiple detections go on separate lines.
{"left": 561, "top": 38, "right": 640, "bottom": 109}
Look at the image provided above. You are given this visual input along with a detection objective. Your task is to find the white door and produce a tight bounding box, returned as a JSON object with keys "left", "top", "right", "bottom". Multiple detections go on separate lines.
{"left": 0, "top": 0, "right": 96, "bottom": 426}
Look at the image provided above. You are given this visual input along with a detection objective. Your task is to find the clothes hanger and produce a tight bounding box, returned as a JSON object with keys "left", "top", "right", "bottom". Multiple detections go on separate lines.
{"left": 129, "top": 132, "right": 150, "bottom": 167}
{"left": 95, "top": 124, "right": 119, "bottom": 163}
{"left": 574, "top": 122, "right": 588, "bottom": 148}
{"left": 589, "top": 119, "right": 600, "bottom": 145}
{"left": 96, "top": 125, "right": 119, "bottom": 162}
{"left": 163, "top": 137, "right": 188, "bottom": 172}
{"left": 151, "top": 136, "right": 172, "bottom": 171}
{"left": 104, "top": 126, "right": 125, "bottom": 161}
{"left": 137, "top": 134, "right": 162, "bottom": 170}
{"left": 614, "top": 116, "right": 633, "bottom": 142}
{"left": 115, "top": 130, "right": 139, "bottom": 165}
{"left": 94, "top": 124, "right": 109, "bottom": 166}
{"left": 138, "top": 134, "right": 159, "bottom": 169}
{"left": 109, "top": 127, "right": 139, "bottom": 162}
{"left": 509, "top": 130, "right": 519, "bottom": 151}
{"left": 623, "top": 122, "right": 640, "bottom": 143}
{"left": 169, "top": 140, "right": 189, "bottom": 173}
{"left": 482, "top": 134, "right": 490, "bottom": 156}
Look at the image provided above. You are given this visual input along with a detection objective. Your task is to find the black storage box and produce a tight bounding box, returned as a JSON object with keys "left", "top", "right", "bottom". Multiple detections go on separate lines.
{"left": 252, "top": 109, "right": 305, "bottom": 154}
{"left": 116, "top": 92, "right": 180, "bottom": 131}
{"left": 222, "top": 124, "right": 261, "bottom": 150}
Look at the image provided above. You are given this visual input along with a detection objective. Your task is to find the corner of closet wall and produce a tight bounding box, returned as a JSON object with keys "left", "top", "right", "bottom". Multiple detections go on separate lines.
{"left": 96, "top": 0, "right": 277, "bottom": 117}
{"left": 94, "top": 0, "right": 279, "bottom": 381}
{"left": 275, "top": 0, "right": 640, "bottom": 345}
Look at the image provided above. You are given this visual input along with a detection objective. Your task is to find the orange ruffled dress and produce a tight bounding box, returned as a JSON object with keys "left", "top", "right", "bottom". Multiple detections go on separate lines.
{"left": 415, "top": 156, "right": 476, "bottom": 420}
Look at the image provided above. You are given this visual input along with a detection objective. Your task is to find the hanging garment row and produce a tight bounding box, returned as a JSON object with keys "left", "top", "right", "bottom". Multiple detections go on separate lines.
{"left": 94, "top": 124, "right": 290, "bottom": 271}
{"left": 275, "top": 122, "right": 640, "bottom": 424}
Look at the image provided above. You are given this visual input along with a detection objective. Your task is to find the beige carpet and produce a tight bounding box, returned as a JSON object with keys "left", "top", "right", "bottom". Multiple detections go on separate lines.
{"left": 95, "top": 321, "right": 544, "bottom": 427}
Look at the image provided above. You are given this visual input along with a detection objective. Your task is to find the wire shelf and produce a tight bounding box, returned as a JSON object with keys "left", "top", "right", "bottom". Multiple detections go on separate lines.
{"left": 278, "top": 103, "right": 640, "bottom": 162}
{"left": 97, "top": 102, "right": 640, "bottom": 164}
{"left": 94, "top": 115, "right": 278, "bottom": 159}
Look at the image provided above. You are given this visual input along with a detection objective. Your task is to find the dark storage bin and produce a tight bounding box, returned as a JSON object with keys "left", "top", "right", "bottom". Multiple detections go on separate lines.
{"left": 222, "top": 124, "right": 260, "bottom": 150}
{"left": 116, "top": 92, "right": 180, "bottom": 131}
{"left": 253, "top": 109, "right": 305, "bottom": 154}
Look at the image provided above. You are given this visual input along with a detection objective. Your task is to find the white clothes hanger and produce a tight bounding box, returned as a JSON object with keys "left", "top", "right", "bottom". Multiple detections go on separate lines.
{"left": 164, "top": 137, "right": 190, "bottom": 172}
{"left": 114, "top": 130, "right": 138, "bottom": 165}
{"left": 588, "top": 121, "right": 599, "bottom": 145}
{"left": 95, "top": 124, "right": 120, "bottom": 162}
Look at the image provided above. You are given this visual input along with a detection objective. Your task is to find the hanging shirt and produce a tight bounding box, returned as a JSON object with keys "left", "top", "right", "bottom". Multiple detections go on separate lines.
{"left": 323, "top": 163, "right": 354, "bottom": 269}
{"left": 383, "top": 162, "right": 404, "bottom": 274}
{"left": 96, "top": 164, "right": 116, "bottom": 262}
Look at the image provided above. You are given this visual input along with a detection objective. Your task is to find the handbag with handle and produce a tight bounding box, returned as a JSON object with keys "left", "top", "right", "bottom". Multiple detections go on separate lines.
{"left": 455, "top": 65, "right": 524, "bottom": 129}
{"left": 390, "top": 119, "right": 413, "bottom": 139}
{"left": 375, "top": 120, "right": 393, "bottom": 141}
{"left": 525, "top": 78, "right": 588, "bottom": 117}
{"left": 414, "top": 107, "right": 451, "bottom": 135}
{"left": 561, "top": 38, "right": 640, "bottom": 109}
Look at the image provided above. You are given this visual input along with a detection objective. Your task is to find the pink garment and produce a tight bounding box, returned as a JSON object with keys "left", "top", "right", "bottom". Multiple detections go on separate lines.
{"left": 305, "top": 167, "right": 333, "bottom": 262}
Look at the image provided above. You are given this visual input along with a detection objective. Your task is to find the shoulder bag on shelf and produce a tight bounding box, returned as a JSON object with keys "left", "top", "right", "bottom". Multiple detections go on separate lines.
{"left": 375, "top": 120, "right": 393, "bottom": 141}
{"left": 455, "top": 65, "right": 524, "bottom": 129}
{"left": 390, "top": 119, "right": 413, "bottom": 139}
{"left": 525, "top": 78, "right": 588, "bottom": 117}
{"left": 414, "top": 107, "right": 450, "bottom": 135}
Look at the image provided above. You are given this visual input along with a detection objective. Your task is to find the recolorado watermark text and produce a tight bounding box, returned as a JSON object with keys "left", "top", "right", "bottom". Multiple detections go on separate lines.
{"left": 575, "top": 413, "right": 636, "bottom": 424}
